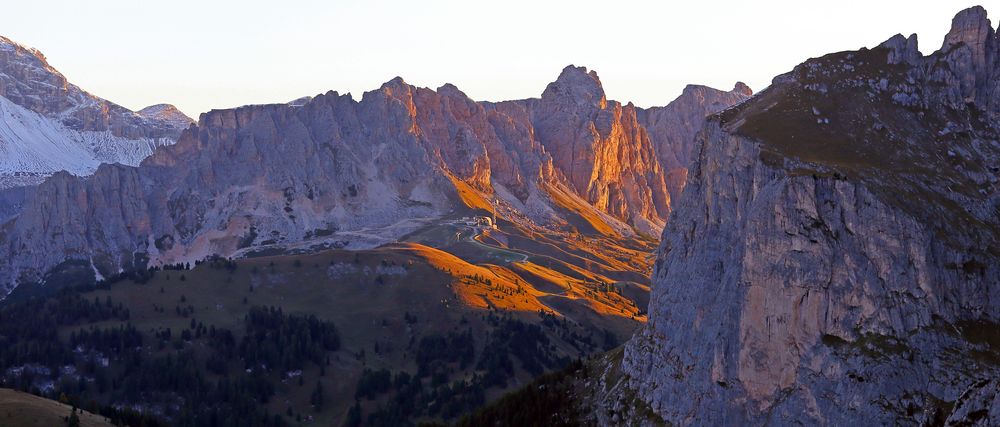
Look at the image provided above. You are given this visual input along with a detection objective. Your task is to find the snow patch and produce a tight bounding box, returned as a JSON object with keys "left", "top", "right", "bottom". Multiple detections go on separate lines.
{"left": 0, "top": 95, "right": 176, "bottom": 189}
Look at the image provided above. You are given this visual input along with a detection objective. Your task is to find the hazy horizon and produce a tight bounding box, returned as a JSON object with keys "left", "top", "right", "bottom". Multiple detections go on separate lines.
{"left": 2, "top": 0, "right": 997, "bottom": 118}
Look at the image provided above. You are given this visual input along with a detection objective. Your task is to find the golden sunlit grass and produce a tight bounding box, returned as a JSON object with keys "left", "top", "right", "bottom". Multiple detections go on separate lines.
{"left": 71, "top": 241, "right": 642, "bottom": 425}
{"left": 446, "top": 172, "right": 494, "bottom": 211}
{"left": 409, "top": 174, "right": 656, "bottom": 322}
{"left": 391, "top": 242, "right": 548, "bottom": 312}
{"left": 545, "top": 183, "right": 620, "bottom": 237}
{"left": 395, "top": 241, "right": 644, "bottom": 320}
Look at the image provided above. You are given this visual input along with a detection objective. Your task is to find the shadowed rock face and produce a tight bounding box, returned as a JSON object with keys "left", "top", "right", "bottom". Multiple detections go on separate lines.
{"left": 639, "top": 83, "right": 752, "bottom": 204}
{"left": 0, "top": 64, "right": 748, "bottom": 295}
{"left": 623, "top": 6, "right": 1000, "bottom": 426}
{"left": 945, "top": 379, "right": 1000, "bottom": 426}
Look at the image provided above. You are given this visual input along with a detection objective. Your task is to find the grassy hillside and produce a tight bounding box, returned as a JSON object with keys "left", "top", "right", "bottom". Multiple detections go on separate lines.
{"left": 0, "top": 239, "right": 646, "bottom": 426}
{"left": 0, "top": 183, "right": 656, "bottom": 426}
{"left": 0, "top": 388, "right": 112, "bottom": 427}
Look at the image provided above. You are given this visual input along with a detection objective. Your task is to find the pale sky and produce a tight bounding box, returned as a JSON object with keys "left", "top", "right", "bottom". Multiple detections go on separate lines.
{"left": 1, "top": 1, "right": 996, "bottom": 118}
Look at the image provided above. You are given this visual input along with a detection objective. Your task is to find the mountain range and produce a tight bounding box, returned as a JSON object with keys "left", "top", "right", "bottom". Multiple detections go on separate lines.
{"left": 0, "top": 50, "right": 749, "bottom": 297}
{"left": 1, "top": 5, "right": 999, "bottom": 427}
{"left": 0, "top": 30, "right": 751, "bottom": 425}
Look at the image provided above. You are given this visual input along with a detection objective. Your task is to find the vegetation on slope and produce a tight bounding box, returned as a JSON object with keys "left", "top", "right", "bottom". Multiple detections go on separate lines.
{"left": 0, "top": 388, "right": 113, "bottom": 427}
{"left": 0, "top": 246, "right": 634, "bottom": 426}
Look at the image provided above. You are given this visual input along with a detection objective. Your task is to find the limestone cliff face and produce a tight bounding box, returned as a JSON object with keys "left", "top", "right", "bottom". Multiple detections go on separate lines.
{"left": 0, "top": 65, "right": 748, "bottom": 295}
{"left": 1, "top": 88, "right": 457, "bottom": 290}
{"left": 623, "top": 6, "right": 1000, "bottom": 426}
{"left": 945, "top": 379, "right": 1000, "bottom": 426}
{"left": 524, "top": 66, "right": 670, "bottom": 234}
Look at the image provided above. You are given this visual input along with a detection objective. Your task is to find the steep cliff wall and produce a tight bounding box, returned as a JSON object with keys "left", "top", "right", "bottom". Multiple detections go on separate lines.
{"left": 623, "top": 6, "right": 1000, "bottom": 425}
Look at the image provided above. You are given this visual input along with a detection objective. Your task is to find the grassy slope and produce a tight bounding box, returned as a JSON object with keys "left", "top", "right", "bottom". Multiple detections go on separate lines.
{"left": 0, "top": 388, "right": 113, "bottom": 427}
{"left": 3, "top": 153, "right": 659, "bottom": 425}
{"left": 56, "top": 241, "right": 640, "bottom": 425}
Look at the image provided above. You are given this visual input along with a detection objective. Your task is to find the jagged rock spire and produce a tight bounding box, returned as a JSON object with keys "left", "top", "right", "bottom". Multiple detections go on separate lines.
{"left": 942, "top": 5, "right": 994, "bottom": 54}
{"left": 732, "top": 81, "right": 753, "bottom": 96}
{"left": 541, "top": 65, "right": 607, "bottom": 107}
{"left": 934, "top": 6, "right": 1000, "bottom": 109}
{"left": 879, "top": 33, "right": 920, "bottom": 65}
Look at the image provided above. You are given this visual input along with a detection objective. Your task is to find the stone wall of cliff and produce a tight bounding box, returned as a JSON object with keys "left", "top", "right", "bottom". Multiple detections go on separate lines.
{"left": 622, "top": 7, "right": 1000, "bottom": 425}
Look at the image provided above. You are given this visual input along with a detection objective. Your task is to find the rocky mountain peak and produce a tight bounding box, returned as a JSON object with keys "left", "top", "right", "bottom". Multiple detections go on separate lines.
{"left": 732, "top": 81, "right": 753, "bottom": 96}
{"left": 879, "top": 33, "right": 920, "bottom": 64}
{"left": 541, "top": 65, "right": 607, "bottom": 107}
{"left": 638, "top": 82, "right": 752, "bottom": 202}
{"left": 380, "top": 76, "right": 409, "bottom": 91}
{"left": 137, "top": 104, "right": 194, "bottom": 131}
{"left": 436, "top": 82, "right": 465, "bottom": 98}
{"left": 0, "top": 35, "right": 197, "bottom": 189}
{"left": 0, "top": 34, "right": 193, "bottom": 139}
{"left": 930, "top": 6, "right": 1000, "bottom": 113}
{"left": 0, "top": 36, "right": 77, "bottom": 116}
{"left": 942, "top": 5, "right": 994, "bottom": 53}
{"left": 0, "top": 36, "right": 46, "bottom": 61}
{"left": 366, "top": 76, "right": 416, "bottom": 106}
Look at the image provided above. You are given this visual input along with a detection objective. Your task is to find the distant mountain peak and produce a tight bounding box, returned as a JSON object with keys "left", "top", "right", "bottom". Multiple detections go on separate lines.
{"left": 286, "top": 96, "right": 312, "bottom": 106}
{"left": 542, "top": 65, "right": 606, "bottom": 107}
{"left": 0, "top": 35, "right": 46, "bottom": 61}
{"left": 380, "top": 76, "right": 410, "bottom": 91}
{"left": 732, "top": 81, "right": 753, "bottom": 96}
{"left": 879, "top": 33, "right": 921, "bottom": 64}
{"left": 137, "top": 104, "right": 194, "bottom": 130}
{"left": 436, "top": 82, "right": 465, "bottom": 97}
{"left": 0, "top": 34, "right": 191, "bottom": 189}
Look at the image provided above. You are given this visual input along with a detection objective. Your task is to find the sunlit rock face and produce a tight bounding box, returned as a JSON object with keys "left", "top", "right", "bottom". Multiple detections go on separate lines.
{"left": 0, "top": 36, "right": 193, "bottom": 189}
{"left": 500, "top": 65, "right": 751, "bottom": 235}
{"left": 623, "top": 6, "right": 1000, "bottom": 426}
{"left": 517, "top": 66, "right": 672, "bottom": 234}
{"left": 0, "top": 65, "right": 748, "bottom": 296}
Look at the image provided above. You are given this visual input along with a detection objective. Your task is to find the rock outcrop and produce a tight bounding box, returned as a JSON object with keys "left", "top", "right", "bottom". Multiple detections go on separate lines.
{"left": 622, "top": 6, "right": 1000, "bottom": 426}
{"left": 0, "top": 65, "right": 748, "bottom": 295}
{"left": 0, "top": 36, "right": 192, "bottom": 189}
{"left": 945, "top": 379, "right": 1000, "bottom": 426}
